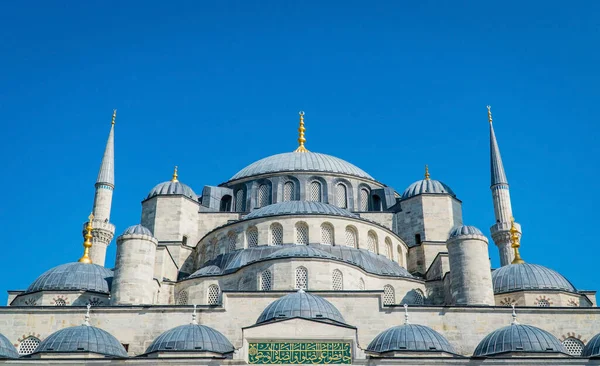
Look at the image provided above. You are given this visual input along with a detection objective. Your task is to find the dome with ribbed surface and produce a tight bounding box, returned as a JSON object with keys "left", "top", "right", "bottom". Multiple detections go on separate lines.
{"left": 0, "top": 333, "right": 18, "bottom": 359}
{"left": 367, "top": 324, "right": 456, "bottom": 354}
{"left": 144, "top": 324, "right": 234, "bottom": 355}
{"left": 449, "top": 225, "right": 484, "bottom": 239}
{"left": 492, "top": 263, "right": 576, "bottom": 294}
{"left": 26, "top": 263, "right": 113, "bottom": 294}
{"left": 33, "top": 325, "right": 127, "bottom": 358}
{"left": 401, "top": 179, "right": 455, "bottom": 200}
{"left": 473, "top": 324, "right": 567, "bottom": 357}
{"left": 147, "top": 181, "right": 196, "bottom": 200}
{"left": 257, "top": 291, "right": 346, "bottom": 325}
{"left": 244, "top": 201, "right": 359, "bottom": 220}
{"left": 582, "top": 332, "right": 600, "bottom": 358}
{"left": 229, "top": 152, "right": 374, "bottom": 181}
{"left": 121, "top": 224, "right": 153, "bottom": 236}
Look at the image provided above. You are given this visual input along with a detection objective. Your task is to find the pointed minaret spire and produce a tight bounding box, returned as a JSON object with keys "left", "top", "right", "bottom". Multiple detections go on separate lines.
{"left": 96, "top": 110, "right": 116, "bottom": 188}
{"left": 488, "top": 106, "right": 508, "bottom": 186}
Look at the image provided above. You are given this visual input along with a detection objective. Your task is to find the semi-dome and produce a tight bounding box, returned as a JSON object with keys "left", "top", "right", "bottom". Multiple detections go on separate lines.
{"left": 144, "top": 324, "right": 234, "bottom": 355}
{"left": 244, "top": 201, "right": 359, "bottom": 220}
{"left": 491, "top": 263, "right": 576, "bottom": 294}
{"left": 266, "top": 245, "right": 338, "bottom": 260}
{"left": 256, "top": 290, "right": 346, "bottom": 325}
{"left": 0, "top": 333, "right": 18, "bottom": 359}
{"left": 33, "top": 325, "right": 128, "bottom": 358}
{"left": 582, "top": 332, "right": 600, "bottom": 358}
{"left": 147, "top": 180, "right": 196, "bottom": 200}
{"left": 26, "top": 262, "right": 113, "bottom": 294}
{"left": 473, "top": 324, "right": 567, "bottom": 357}
{"left": 121, "top": 224, "right": 153, "bottom": 236}
{"left": 229, "top": 152, "right": 374, "bottom": 182}
{"left": 367, "top": 324, "right": 456, "bottom": 355}
{"left": 401, "top": 179, "right": 455, "bottom": 200}
{"left": 449, "top": 225, "right": 484, "bottom": 239}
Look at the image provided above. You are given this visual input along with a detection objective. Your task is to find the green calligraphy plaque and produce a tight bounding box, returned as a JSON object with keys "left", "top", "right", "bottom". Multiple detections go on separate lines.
{"left": 248, "top": 342, "right": 352, "bottom": 364}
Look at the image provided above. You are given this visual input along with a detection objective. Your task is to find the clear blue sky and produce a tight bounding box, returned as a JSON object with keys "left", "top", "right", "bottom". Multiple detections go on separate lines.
{"left": 1, "top": 1, "right": 598, "bottom": 303}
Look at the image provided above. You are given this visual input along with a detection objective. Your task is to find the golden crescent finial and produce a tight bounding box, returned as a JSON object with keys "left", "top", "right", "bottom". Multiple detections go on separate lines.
{"left": 510, "top": 216, "right": 525, "bottom": 264}
{"left": 294, "top": 111, "right": 309, "bottom": 153}
{"left": 171, "top": 166, "right": 179, "bottom": 182}
{"left": 487, "top": 105, "right": 492, "bottom": 124}
{"left": 78, "top": 213, "right": 94, "bottom": 264}
{"left": 424, "top": 165, "right": 430, "bottom": 180}
{"left": 111, "top": 109, "right": 117, "bottom": 125}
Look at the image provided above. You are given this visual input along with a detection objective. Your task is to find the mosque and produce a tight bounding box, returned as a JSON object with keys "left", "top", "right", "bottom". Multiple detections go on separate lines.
{"left": 0, "top": 107, "right": 599, "bottom": 365}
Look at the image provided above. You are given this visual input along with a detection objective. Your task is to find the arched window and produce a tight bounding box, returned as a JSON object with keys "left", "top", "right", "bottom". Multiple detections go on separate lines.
{"left": 295, "top": 222, "right": 309, "bottom": 245}
{"left": 383, "top": 285, "right": 395, "bottom": 305}
{"left": 247, "top": 227, "right": 258, "bottom": 247}
{"left": 257, "top": 184, "right": 270, "bottom": 208}
{"left": 345, "top": 226, "right": 357, "bottom": 248}
{"left": 359, "top": 188, "right": 369, "bottom": 211}
{"left": 176, "top": 290, "right": 188, "bottom": 305}
{"left": 320, "top": 223, "right": 334, "bottom": 245}
{"left": 537, "top": 299, "right": 550, "bottom": 307}
{"left": 220, "top": 195, "right": 232, "bottom": 212}
{"left": 283, "top": 181, "right": 294, "bottom": 202}
{"left": 413, "top": 289, "right": 425, "bottom": 305}
{"left": 309, "top": 181, "right": 322, "bottom": 202}
{"left": 336, "top": 184, "right": 347, "bottom": 208}
{"left": 54, "top": 298, "right": 66, "bottom": 306}
{"left": 359, "top": 278, "right": 366, "bottom": 290}
{"left": 397, "top": 245, "right": 404, "bottom": 267}
{"left": 295, "top": 267, "right": 308, "bottom": 290}
{"left": 260, "top": 270, "right": 272, "bottom": 291}
{"left": 367, "top": 231, "right": 377, "bottom": 253}
{"left": 373, "top": 195, "right": 382, "bottom": 211}
{"left": 207, "top": 285, "right": 220, "bottom": 305}
{"left": 385, "top": 237, "right": 393, "bottom": 259}
{"left": 270, "top": 223, "right": 283, "bottom": 245}
{"left": 227, "top": 231, "right": 237, "bottom": 252}
{"left": 332, "top": 269, "right": 343, "bottom": 290}
{"left": 18, "top": 336, "right": 40, "bottom": 355}
{"left": 562, "top": 338, "right": 585, "bottom": 356}
{"left": 235, "top": 189, "right": 245, "bottom": 212}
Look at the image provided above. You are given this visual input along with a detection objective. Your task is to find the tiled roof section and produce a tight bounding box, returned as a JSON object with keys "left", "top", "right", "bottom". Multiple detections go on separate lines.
{"left": 401, "top": 179, "right": 455, "bottom": 200}
{"left": 121, "top": 224, "right": 153, "bottom": 236}
{"left": 33, "top": 326, "right": 128, "bottom": 358}
{"left": 367, "top": 324, "right": 456, "bottom": 354}
{"left": 0, "top": 333, "right": 18, "bottom": 359}
{"left": 147, "top": 181, "right": 196, "bottom": 200}
{"left": 26, "top": 262, "right": 113, "bottom": 294}
{"left": 144, "top": 324, "right": 234, "bottom": 355}
{"left": 96, "top": 124, "right": 115, "bottom": 186}
{"left": 473, "top": 324, "right": 567, "bottom": 357}
{"left": 256, "top": 291, "right": 346, "bottom": 325}
{"left": 229, "top": 152, "right": 374, "bottom": 181}
{"left": 490, "top": 121, "right": 508, "bottom": 186}
{"left": 582, "top": 332, "right": 600, "bottom": 358}
{"left": 244, "top": 201, "right": 359, "bottom": 220}
{"left": 449, "top": 225, "right": 484, "bottom": 239}
{"left": 491, "top": 263, "right": 576, "bottom": 294}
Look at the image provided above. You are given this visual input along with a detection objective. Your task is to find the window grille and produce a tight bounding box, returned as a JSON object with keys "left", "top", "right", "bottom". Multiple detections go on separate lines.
{"left": 320, "top": 223, "right": 334, "bottom": 245}
{"left": 359, "top": 278, "right": 365, "bottom": 290}
{"left": 270, "top": 223, "right": 283, "bottom": 245}
{"left": 295, "top": 267, "right": 308, "bottom": 289}
{"left": 258, "top": 184, "right": 270, "bottom": 208}
{"left": 383, "top": 285, "right": 395, "bottom": 305}
{"left": 207, "top": 285, "right": 220, "bottom": 305}
{"left": 235, "top": 190, "right": 244, "bottom": 212}
{"left": 336, "top": 184, "right": 347, "bottom": 208}
{"left": 247, "top": 227, "right": 258, "bottom": 247}
{"left": 87, "top": 297, "right": 103, "bottom": 306}
{"left": 332, "top": 270, "right": 343, "bottom": 291}
{"left": 367, "top": 231, "right": 377, "bottom": 253}
{"left": 385, "top": 237, "right": 393, "bottom": 259}
{"left": 360, "top": 189, "right": 369, "bottom": 211}
{"left": 18, "top": 337, "right": 40, "bottom": 355}
{"left": 260, "top": 270, "right": 272, "bottom": 291}
{"left": 413, "top": 289, "right": 425, "bottom": 305}
{"left": 176, "top": 291, "right": 188, "bottom": 305}
{"left": 345, "top": 227, "right": 357, "bottom": 248}
{"left": 54, "top": 298, "right": 66, "bottom": 306}
{"left": 562, "top": 338, "right": 584, "bottom": 356}
{"left": 283, "top": 182, "right": 294, "bottom": 201}
{"left": 295, "top": 222, "right": 309, "bottom": 245}
{"left": 309, "top": 181, "right": 322, "bottom": 202}
{"left": 228, "top": 231, "right": 237, "bottom": 252}
{"left": 537, "top": 299, "right": 550, "bottom": 307}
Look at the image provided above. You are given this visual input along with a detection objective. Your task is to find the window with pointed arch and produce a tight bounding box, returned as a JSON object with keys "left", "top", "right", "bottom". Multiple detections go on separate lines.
{"left": 260, "top": 270, "right": 272, "bottom": 291}
{"left": 283, "top": 181, "right": 294, "bottom": 202}
{"left": 320, "top": 223, "right": 334, "bottom": 245}
{"left": 18, "top": 336, "right": 40, "bottom": 355}
{"left": 335, "top": 183, "right": 347, "bottom": 208}
{"left": 227, "top": 231, "right": 237, "bottom": 252}
{"left": 332, "top": 269, "right": 343, "bottom": 291}
{"left": 385, "top": 237, "right": 393, "bottom": 260}
{"left": 359, "top": 188, "right": 369, "bottom": 211}
{"left": 257, "top": 184, "right": 270, "bottom": 208}
{"left": 308, "top": 181, "right": 322, "bottom": 202}
{"left": 247, "top": 227, "right": 258, "bottom": 248}
{"left": 295, "top": 266, "right": 308, "bottom": 290}
{"left": 359, "top": 278, "right": 366, "bottom": 290}
{"left": 270, "top": 223, "right": 283, "bottom": 245}
{"left": 295, "top": 222, "right": 309, "bottom": 245}
{"left": 345, "top": 226, "right": 357, "bottom": 248}
{"left": 367, "top": 231, "right": 377, "bottom": 253}
{"left": 207, "top": 285, "right": 220, "bottom": 305}
{"left": 413, "top": 289, "right": 425, "bottom": 305}
{"left": 176, "top": 290, "right": 188, "bottom": 305}
{"left": 383, "top": 285, "right": 395, "bottom": 305}
{"left": 235, "top": 189, "right": 245, "bottom": 212}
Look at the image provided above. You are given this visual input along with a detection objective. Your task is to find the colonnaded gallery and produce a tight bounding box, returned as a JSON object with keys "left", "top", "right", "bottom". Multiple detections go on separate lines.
{"left": 0, "top": 108, "right": 598, "bottom": 365}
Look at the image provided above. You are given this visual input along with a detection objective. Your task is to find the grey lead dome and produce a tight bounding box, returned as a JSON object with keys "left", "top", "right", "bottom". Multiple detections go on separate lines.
{"left": 401, "top": 179, "right": 455, "bottom": 200}
{"left": 26, "top": 262, "right": 113, "bottom": 295}
{"left": 367, "top": 324, "right": 456, "bottom": 354}
{"left": 0, "top": 333, "right": 18, "bottom": 359}
{"left": 121, "top": 224, "right": 153, "bottom": 236}
{"left": 449, "top": 225, "right": 484, "bottom": 239}
{"left": 144, "top": 324, "right": 234, "bottom": 355}
{"left": 256, "top": 291, "right": 346, "bottom": 325}
{"left": 33, "top": 325, "right": 128, "bottom": 358}
{"left": 491, "top": 263, "right": 576, "bottom": 294}
{"left": 582, "top": 332, "right": 600, "bottom": 358}
{"left": 473, "top": 324, "right": 567, "bottom": 357}
{"left": 147, "top": 181, "right": 196, "bottom": 200}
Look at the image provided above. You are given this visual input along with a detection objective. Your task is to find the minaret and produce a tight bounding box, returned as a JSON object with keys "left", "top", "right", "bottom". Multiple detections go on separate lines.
{"left": 487, "top": 106, "right": 521, "bottom": 266}
{"left": 86, "top": 110, "right": 117, "bottom": 267}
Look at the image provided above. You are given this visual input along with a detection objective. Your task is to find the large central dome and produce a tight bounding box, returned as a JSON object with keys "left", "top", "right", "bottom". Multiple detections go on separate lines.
{"left": 229, "top": 152, "right": 374, "bottom": 181}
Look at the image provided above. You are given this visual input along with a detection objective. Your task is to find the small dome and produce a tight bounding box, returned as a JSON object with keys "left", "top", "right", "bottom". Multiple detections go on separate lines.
{"left": 266, "top": 245, "right": 338, "bottom": 260}
{"left": 191, "top": 265, "right": 221, "bottom": 277}
{"left": 229, "top": 152, "right": 374, "bottom": 182}
{"left": 401, "top": 179, "right": 455, "bottom": 200}
{"left": 121, "top": 224, "right": 153, "bottom": 236}
{"left": 492, "top": 263, "right": 576, "bottom": 294}
{"left": 582, "top": 332, "right": 600, "bottom": 358}
{"left": 26, "top": 263, "right": 113, "bottom": 294}
{"left": 144, "top": 324, "right": 234, "bottom": 355}
{"left": 257, "top": 291, "right": 346, "bottom": 325}
{"left": 33, "top": 325, "right": 127, "bottom": 358}
{"left": 0, "top": 333, "right": 18, "bottom": 359}
{"left": 473, "top": 324, "right": 567, "bottom": 357}
{"left": 367, "top": 324, "right": 456, "bottom": 354}
{"left": 245, "top": 201, "right": 359, "bottom": 220}
{"left": 449, "top": 225, "right": 484, "bottom": 239}
{"left": 147, "top": 181, "right": 196, "bottom": 200}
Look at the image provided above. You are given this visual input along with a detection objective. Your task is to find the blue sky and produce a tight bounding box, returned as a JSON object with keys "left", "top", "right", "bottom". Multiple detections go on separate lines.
{"left": 0, "top": 1, "right": 598, "bottom": 303}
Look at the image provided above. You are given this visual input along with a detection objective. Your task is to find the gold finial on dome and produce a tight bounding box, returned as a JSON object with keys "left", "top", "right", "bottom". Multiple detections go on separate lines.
{"left": 78, "top": 213, "right": 94, "bottom": 264}
{"left": 424, "top": 165, "right": 431, "bottom": 180}
{"left": 510, "top": 217, "right": 525, "bottom": 264}
{"left": 171, "top": 166, "right": 179, "bottom": 182}
{"left": 111, "top": 109, "right": 117, "bottom": 125}
{"left": 294, "top": 111, "right": 309, "bottom": 153}
{"left": 487, "top": 105, "right": 493, "bottom": 124}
